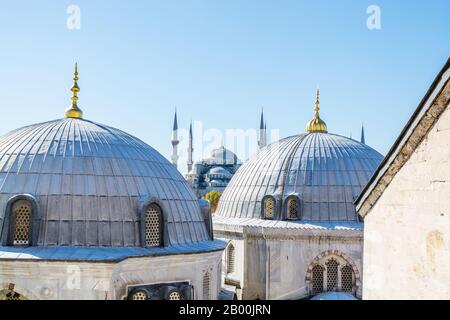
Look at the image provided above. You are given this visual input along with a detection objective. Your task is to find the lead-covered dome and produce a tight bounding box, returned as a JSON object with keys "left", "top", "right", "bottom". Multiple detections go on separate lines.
{"left": 216, "top": 132, "right": 383, "bottom": 221}
{"left": 0, "top": 118, "right": 210, "bottom": 246}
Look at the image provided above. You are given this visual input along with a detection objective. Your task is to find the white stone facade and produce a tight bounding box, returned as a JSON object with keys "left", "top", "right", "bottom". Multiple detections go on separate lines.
{"left": 362, "top": 104, "right": 450, "bottom": 299}
{"left": 216, "top": 223, "right": 363, "bottom": 300}
{"left": 0, "top": 250, "right": 222, "bottom": 300}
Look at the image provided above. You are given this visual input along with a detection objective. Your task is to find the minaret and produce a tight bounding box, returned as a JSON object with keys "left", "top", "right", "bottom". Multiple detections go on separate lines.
{"left": 171, "top": 110, "right": 179, "bottom": 169}
{"left": 360, "top": 123, "right": 366, "bottom": 144}
{"left": 64, "top": 63, "right": 83, "bottom": 119}
{"left": 258, "top": 108, "right": 267, "bottom": 149}
{"left": 187, "top": 121, "right": 194, "bottom": 173}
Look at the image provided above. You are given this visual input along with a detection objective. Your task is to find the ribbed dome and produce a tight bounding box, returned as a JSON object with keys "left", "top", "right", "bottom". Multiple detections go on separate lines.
{"left": 216, "top": 133, "right": 383, "bottom": 221}
{"left": 0, "top": 118, "right": 210, "bottom": 246}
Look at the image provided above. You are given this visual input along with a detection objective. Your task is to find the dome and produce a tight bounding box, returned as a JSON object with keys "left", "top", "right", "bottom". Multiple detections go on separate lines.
{"left": 0, "top": 118, "right": 210, "bottom": 246}
{"left": 216, "top": 132, "right": 383, "bottom": 221}
{"left": 204, "top": 146, "right": 239, "bottom": 165}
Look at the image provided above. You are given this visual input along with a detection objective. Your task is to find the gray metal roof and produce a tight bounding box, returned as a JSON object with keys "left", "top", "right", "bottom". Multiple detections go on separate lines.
{"left": 213, "top": 216, "right": 363, "bottom": 231}
{"left": 0, "top": 239, "right": 226, "bottom": 262}
{"left": 0, "top": 118, "right": 210, "bottom": 246}
{"left": 216, "top": 132, "right": 383, "bottom": 221}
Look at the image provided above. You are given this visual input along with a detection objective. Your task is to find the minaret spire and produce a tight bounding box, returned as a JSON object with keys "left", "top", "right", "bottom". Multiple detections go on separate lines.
{"left": 258, "top": 108, "right": 267, "bottom": 149}
{"left": 171, "top": 109, "right": 180, "bottom": 169}
{"left": 306, "top": 88, "right": 327, "bottom": 133}
{"left": 360, "top": 122, "right": 366, "bottom": 144}
{"left": 187, "top": 121, "right": 194, "bottom": 173}
{"left": 64, "top": 63, "right": 83, "bottom": 119}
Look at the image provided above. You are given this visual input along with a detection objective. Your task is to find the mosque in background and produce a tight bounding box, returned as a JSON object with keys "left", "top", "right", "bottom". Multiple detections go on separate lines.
{"left": 0, "top": 65, "right": 225, "bottom": 300}
{"left": 214, "top": 90, "right": 382, "bottom": 300}
{"left": 170, "top": 110, "right": 268, "bottom": 198}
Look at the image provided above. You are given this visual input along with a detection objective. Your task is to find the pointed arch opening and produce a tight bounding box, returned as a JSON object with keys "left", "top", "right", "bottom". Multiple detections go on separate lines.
{"left": 227, "top": 243, "right": 235, "bottom": 274}
{"left": 144, "top": 203, "right": 163, "bottom": 247}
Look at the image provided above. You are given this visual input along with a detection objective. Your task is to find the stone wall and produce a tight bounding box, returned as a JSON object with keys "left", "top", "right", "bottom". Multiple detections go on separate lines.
{"left": 363, "top": 104, "right": 450, "bottom": 299}
{"left": 0, "top": 250, "right": 223, "bottom": 300}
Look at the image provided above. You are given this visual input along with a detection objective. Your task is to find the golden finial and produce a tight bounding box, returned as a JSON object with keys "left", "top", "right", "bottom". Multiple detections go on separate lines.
{"left": 64, "top": 63, "right": 83, "bottom": 119}
{"left": 306, "top": 88, "right": 327, "bottom": 133}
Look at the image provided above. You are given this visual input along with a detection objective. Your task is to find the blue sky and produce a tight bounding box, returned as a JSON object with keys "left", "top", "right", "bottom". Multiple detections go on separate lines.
{"left": 0, "top": 0, "right": 448, "bottom": 173}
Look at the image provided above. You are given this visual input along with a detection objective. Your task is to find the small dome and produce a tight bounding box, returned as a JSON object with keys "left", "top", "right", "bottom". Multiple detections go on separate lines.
{"left": 0, "top": 118, "right": 210, "bottom": 247}
{"left": 216, "top": 132, "right": 383, "bottom": 221}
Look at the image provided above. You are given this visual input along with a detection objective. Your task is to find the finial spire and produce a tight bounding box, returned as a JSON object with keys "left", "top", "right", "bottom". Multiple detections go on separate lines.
{"left": 306, "top": 87, "right": 327, "bottom": 133}
{"left": 64, "top": 63, "right": 83, "bottom": 119}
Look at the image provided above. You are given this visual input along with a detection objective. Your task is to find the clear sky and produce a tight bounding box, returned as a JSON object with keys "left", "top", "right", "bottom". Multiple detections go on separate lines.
{"left": 0, "top": 1, "right": 449, "bottom": 173}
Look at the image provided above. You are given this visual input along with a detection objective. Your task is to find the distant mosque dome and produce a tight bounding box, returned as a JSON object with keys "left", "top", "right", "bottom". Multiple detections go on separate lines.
{"left": 204, "top": 146, "right": 240, "bottom": 166}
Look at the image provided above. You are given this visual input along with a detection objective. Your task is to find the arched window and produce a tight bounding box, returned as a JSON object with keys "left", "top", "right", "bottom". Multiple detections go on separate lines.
{"left": 263, "top": 197, "right": 275, "bottom": 219}
{"left": 0, "top": 290, "right": 26, "bottom": 301}
{"left": 144, "top": 203, "right": 162, "bottom": 247}
{"left": 10, "top": 200, "right": 32, "bottom": 246}
{"left": 341, "top": 265, "right": 354, "bottom": 292}
{"left": 168, "top": 291, "right": 181, "bottom": 300}
{"left": 203, "top": 272, "right": 211, "bottom": 300}
{"left": 287, "top": 197, "right": 298, "bottom": 219}
{"left": 326, "top": 258, "right": 339, "bottom": 291}
{"left": 312, "top": 265, "right": 324, "bottom": 294}
{"left": 227, "top": 244, "right": 235, "bottom": 274}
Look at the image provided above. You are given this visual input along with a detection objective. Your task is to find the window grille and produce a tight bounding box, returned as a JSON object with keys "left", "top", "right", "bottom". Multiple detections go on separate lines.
{"left": 12, "top": 201, "right": 32, "bottom": 246}
{"left": 326, "top": 258, "right": 339, "bottom": 291}
{"left": 168, "top": 291, "right": 181, "bottom": 300}
{"left": 203, "top": 272, "right": 211, "bottom": 300}
{"left": 264, "top": 197, "right": 275, "bottom": 219}
{"left": 131, "top": 291, "right": 148, "bottom": 300}
{"left": 227, "top": 244, "right": 235, "bottom": 274}
{"left": 312, "top": 264, "right": 324, "bottom": 294}
{"left": 287, "top": 198, "right": 298, "bottom": 219}
{"left": 5, "top": 291, "right": 24, "bottom": 300}
{"left": 145, "top": 204, "right": 161, "bottom": 247}
{"left": 341, "top": 265, "right": 353, "bottom": 292}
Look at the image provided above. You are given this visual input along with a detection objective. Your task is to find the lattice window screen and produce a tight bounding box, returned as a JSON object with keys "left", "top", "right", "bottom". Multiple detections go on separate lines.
{"left": 168, "top": 291, "right": 181, "bottom": 300}
{"left": 312, "top": 265, "right": 325, "bottom": 294}
{"left": 341, "top": 265, "right": 353, "bottom": 292}
{"left": 5, "top": 291, "right": 24, "bottom": 300}
{"left": 12, "top": 201, "right": 32, "bottom": 246}
{"left": 203, "top": 272, "right": 211, "bottom": 300}
{"left": 145, "top": 204, "right": 161, "bottom": 247}
{"left": 264, "top": 198, "right": 275, "bottom": 218}
{"left": 227, "top": 244, "right": 235, "bottom": 274}
{"left": 131, "top": 291, "right": 148, "bottom": 300}
{"left": 287, "top": 198, "right": 298, "bottom": 219}
{"left": 326, "top": 258, "right": 339, "bottom": 291}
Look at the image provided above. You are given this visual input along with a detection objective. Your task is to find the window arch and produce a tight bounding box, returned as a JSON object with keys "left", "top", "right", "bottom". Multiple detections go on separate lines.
{"left": 10, "top": 200, "right": 32, "bottom": 246}
{"left": 227, "top": 243, "right": 235, "bottom": 274}
{"left": 262, "top": 196, "right": 276, "bottom": 219}
{"left": 203, "top": 272, "right": 211, "bottom": 300}
{"left": 326, "top": 258, "right": 339, "bottom": 291}
{"left": 341, "top": 265, "right": 354, "bottom": 292}
{"left": 306, "top": 251, "right": 359, "bottom": 297}
{"left": 311, "top": 264, "right": 324, "bottom": 294}
{"left": 285, "top": 196, "right": 300, "bottom": 220}
{"left": 144, "top": 203, "right": 162, "bottom": 247}
{"left": 0, "top": 290, "right": 26, "bottom": 301}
